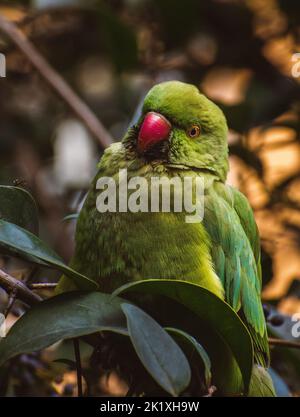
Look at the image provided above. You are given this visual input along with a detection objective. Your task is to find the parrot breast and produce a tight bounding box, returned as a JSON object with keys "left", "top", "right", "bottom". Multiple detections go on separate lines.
{"left": 71, "top": 161, "right": 224, "bottom": 298}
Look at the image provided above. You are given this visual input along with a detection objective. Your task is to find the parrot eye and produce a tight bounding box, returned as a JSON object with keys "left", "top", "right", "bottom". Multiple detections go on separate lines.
{"left": 187, "top": 125, "right": 201, "bottom": 138}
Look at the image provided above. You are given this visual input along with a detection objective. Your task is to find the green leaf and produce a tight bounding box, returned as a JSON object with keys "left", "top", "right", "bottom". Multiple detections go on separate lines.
{"left": 0, "top": 291, "right": 127, "bottom": 367}
{"left": 113, "top": 280, "right": 253, "bottom": 393}
{"left": 121, "top": 303, "right": 191, "bottom": 397}
{"left": 0, "top": 186, "right": 39, "bottom": 234}
{"left": 0, "top": 220, "right": 97, "bottom": 290}
{"left": 166, "top": 327, "right": 211, "bottom": 388}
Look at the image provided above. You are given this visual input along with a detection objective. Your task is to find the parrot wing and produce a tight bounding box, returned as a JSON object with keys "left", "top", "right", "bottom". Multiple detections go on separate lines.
{"left": 203, "top": 181, "right": 269, "bottom": 367}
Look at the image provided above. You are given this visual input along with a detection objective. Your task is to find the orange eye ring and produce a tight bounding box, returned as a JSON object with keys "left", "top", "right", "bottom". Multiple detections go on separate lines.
{"left": 187, "top": 125, "right": 201, "bottom": 138}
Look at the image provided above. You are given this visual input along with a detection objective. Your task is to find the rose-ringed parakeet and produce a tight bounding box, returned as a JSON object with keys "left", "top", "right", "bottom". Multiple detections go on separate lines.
{"left": 58, "top": 81, "right": 274, "bottom": 395}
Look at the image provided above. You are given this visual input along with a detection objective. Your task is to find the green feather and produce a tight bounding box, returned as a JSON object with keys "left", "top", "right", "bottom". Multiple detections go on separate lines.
{"left": 204, "top": 183, "right": 269, "bottom": 366}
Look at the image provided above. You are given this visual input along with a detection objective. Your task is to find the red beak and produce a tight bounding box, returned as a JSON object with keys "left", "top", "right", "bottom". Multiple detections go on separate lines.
{"left": 137, "top": 112, "right": 171, "bottom": 152}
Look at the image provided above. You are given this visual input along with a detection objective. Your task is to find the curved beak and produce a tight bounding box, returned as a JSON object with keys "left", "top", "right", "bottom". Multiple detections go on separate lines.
{"left": 137, "top": 111, "right": 171, "bottom": 153}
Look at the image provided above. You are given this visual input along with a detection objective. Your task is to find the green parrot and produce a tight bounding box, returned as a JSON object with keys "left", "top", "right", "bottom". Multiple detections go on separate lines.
{"left": 58, "top": 81, "right": 274, "bottom": 395}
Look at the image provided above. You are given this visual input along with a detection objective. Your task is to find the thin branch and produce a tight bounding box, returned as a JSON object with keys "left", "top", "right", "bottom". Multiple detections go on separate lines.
{"left": 3, "top": 265, "right": 38, "bottom": 316}
{"left": 0, "top": 14, "right": 113, "bottom": 148}
{"left": 73, "top": 339, "right": 83, "bottom": 397}
{"left": 0, "top": 268, "right": 42, "bottom": 306}
{"left": 29, "top": 282, "right": 57, "bottom": 290}
{"left": 269, "top": 337, "right": 300, "bottom": 350}
{"left": 3, "top": 287, "right": 18, "bottom": 317}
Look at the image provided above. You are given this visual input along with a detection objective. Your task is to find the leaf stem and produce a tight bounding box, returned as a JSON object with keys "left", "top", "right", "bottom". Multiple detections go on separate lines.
{"left": 3, "top": 287, "right": 18, "bottom": 317}
{"left": 0, "top": 268, "right": 42, "bottom": 307}
{"left": 73, "top": 339, "right": 83, "bottom": 397}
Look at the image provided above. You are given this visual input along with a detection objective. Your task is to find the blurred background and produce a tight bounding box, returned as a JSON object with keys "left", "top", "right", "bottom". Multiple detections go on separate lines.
{"left": 0, "top": 0, "right": 299, "bottom": 396}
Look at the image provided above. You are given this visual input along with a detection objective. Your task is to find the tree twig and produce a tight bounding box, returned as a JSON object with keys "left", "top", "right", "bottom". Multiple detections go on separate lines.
{"left": 0, "top": 14, "right": 113, "bottom": 148}
{"left": 73, "top": 338, "right": 83, "bottom": 397}
{"left": 269, "top": 337, "right": 300, "bottom": 350}
{"left": 3, "top": 286, "right": 18, "bottom": 317}
{"left": 0, "top": 268, "right": 42, "bottom": 306}
{"left": 3, "top": 265, "right": 38, "bottom": 316}
{"left": 29, "top": 282, "right": 57, "bottom": 290}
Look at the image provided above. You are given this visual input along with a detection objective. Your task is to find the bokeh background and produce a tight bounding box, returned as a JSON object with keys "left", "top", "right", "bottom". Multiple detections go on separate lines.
{"left": 0, "top": 0, "right": 299, "bottom": 396}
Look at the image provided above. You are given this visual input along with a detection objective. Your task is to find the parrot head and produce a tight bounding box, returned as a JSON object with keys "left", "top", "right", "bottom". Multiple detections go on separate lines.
{"left": 125, "top": 80, "right": 229, "bottom": 181}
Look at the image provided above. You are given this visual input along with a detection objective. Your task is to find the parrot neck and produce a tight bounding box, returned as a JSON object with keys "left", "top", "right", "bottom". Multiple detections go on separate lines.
{"left": 122, "top": 129, "right": 228, "bottom": 183}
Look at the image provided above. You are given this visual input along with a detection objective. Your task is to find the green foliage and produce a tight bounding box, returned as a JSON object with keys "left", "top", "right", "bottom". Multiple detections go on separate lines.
{"left": 113, "top": 279, "right": 253, "bottom": 393}
{"left": 0, "top": 219, "right": 97, "bottom": 290}
{"left": 121, "top": 303, "right": 191, "bottom": 396}
{"left": 0, "top": 275, "right": 255, "bottom": 395}
{"left": 165, "top": 328, "right": 211, "bottom": 389}
{"left": 0, "top": 290, "right": 192, "bottom": 396}
{"left": 0, "top": 280, "right": 254, "bottom": 395}
{"left": 0, "top": 185, "right": 39, "bottom": 234}
{"left": 0, "top": 292, "right": 128, "bottom": 367}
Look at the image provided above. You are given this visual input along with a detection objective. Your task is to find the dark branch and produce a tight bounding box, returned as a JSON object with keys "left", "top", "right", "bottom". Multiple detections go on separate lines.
{"left": 0, "top": 268, "right": 42, "bottom": 306}
{"left": 73, "top": 339, "right": 83, "bottom": 397}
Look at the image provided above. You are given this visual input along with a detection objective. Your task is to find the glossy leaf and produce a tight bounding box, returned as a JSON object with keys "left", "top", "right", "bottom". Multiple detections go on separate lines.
{"left": 0, "top": 291, "right": 127, "bottom": 366}
{"left": 166, "top": 327, "right": 211, "bottom": 388}
{"left": 0, "top": 220, "right": 97, "bottom": 290}
{"left": 114, "top": 279, "right": 253, "bottom": 392}
{"left": 121, "top": 303, "right": 191, "bottom": 397}
{"left": 0, "top": 185, "right": 39, "bottom": 234}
